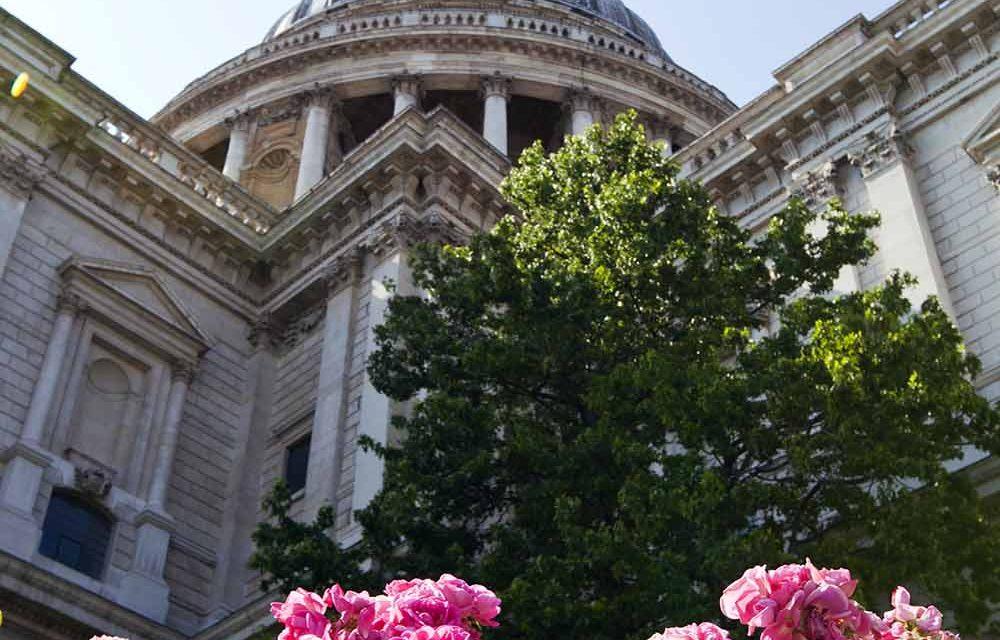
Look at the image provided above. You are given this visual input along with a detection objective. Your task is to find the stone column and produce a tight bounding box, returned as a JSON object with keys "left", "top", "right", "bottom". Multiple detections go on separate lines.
{"left": 0, "top": 147, "right": 46, "bottom": 278}
{"left": 393, "top": 74, "right": 422, "bottom": 115}
{"left": 304, "top": 249, "right": 364, "bottom": 522}
{"left": 147, "top": 362, "right": 196, "bottom": 511}
{"left": 794, "top": 160, "right": 860, "bottom": 296}
{"left": 481, "top": 74, "right": 512, "bottom": 155}
{"left": 221, "top": 112, "right": 253, "bottom": 182}
{"left": 22, "top": 292, "right": 84, "bottom": 444}
{"left": 295, "top": 88, "right": 338, "bottom": 201}
{"left": 649, "top": 118, "right": 675, "bottom": 156}
{"left": 850, "top": 127, "right": 954, "bottom": 318}
{"left": 0, "top": 291, "right": 82, "bottom": 559}
{"left": 567, "top": 90, "right": 598, "bottom": 136}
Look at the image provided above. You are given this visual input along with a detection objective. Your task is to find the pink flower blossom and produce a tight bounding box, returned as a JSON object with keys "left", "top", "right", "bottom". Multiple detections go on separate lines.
{"left": 437, "top": 574, "right": 502, "bottom": 628}
{"left": 659, "top": 622, "right": 731, "bottom": 640}
{"left": 271, "top": 588, "right": 333, "bottom": 640}
{"left": 720, "top": 566, "right": 773, "bottom": 627}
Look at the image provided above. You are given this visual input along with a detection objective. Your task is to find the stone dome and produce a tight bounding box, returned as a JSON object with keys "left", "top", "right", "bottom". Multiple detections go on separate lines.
{"left": 265, "top": 0, "right": 668, "bottom": 57}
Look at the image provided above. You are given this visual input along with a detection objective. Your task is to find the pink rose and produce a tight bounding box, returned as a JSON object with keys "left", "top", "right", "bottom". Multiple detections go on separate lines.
{"left": 389, "top": 579, "right": 460, "bottom": 629}
{"left": 660, "top": 623, "right": 731, "bottom": 640}
{"left": 806, "top": 560, "right": 858, "bottom": 599}
{"left": 769, "top": 565, "right": 811, "bottom": 607}
{"left": 802, "top": 583, "right": 852, "bottom": 619}
{"left": 721, "top": 566, "right": 772, "bottom": 625}
{"left": 915, "top": 606, "right": 942, "bottom": 634}
{"left": 436, "top": 575, "right": 501, "bottom": 627}
{"left": 888, "top": 587, "right": 919, "bottom": 623}
{"left": 271, "top": 588, "right": 333, "bottom": 640}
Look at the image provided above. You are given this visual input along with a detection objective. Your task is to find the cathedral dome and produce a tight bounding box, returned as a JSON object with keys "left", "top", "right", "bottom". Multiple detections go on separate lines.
{"left": 265, "top": 0, "right": 667, "bottom": 57}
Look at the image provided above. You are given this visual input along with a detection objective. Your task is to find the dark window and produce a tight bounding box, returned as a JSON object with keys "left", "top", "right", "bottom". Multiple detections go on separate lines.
{"left": 39, "top": 492, "right": 112, "bottom": 580}
{"left": 285, "top": 435, "right": 311, "bottom": 494}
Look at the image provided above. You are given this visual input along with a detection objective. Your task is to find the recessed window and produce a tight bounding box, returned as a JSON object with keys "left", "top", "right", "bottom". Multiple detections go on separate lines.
{"left": 39, "top": 491, "right": 112, "bottom": 580}
{"left": 285, "top": 435, "right": 311, "bottom": 495}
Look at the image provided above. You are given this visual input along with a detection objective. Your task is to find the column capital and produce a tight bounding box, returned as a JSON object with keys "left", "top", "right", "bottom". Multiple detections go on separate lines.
{"left": 247, "top": 313, "right": 281, "bottom": 350}
{"left": 56, "top": 289, "right": 88, "bottom": 316}
{"left": 324, "top": 247, "right": 366, "bottom": 297}
{"left": 791, "top": 160, "right": 841, "bottom": 207}
{"left": 223, "top": 109, "right": 254, "bottom": 132}
{"left": 849, "top": 126, "right": 914, "bottom": 179}
{"left": 481, "top": 72, "right": 512, "bottom": 100}
{"left": 565, "top": 88, "right": 602, "bottom": 114}
{"left": 303, "top": 84, "right": 339, "bottom": 110}
{"left": 0, "top": 145, "right": 47, "bottom": 199}
{"left": 170, "top": 360, "right": 198, "bottom": 384}
{"left": 392, "top": 73, "right": 423, "bottom": 98}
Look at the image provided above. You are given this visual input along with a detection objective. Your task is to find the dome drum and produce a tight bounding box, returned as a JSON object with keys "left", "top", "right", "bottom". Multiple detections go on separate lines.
{"left": 154, "top": 0, "right": 734, "bottom": 212}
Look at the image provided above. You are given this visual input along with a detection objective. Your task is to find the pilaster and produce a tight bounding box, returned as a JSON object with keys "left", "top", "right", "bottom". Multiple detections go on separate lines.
{"left": 0, "top": 146, "right": 47, "bottom": 278}
{"left": 849, "top": 126, "right": 954, "bottom": 318}
{"left": 304, "top": 248, "right": 365, "bottom": 521}
{"left": 792, "top": 160, "right": 860, "bottom": 296}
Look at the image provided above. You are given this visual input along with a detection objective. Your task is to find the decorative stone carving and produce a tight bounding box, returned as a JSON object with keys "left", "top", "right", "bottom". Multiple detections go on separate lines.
{"left": 170, "top": 361, "right": 198, "bottom": 384}
{"left": 247, "top": 313, "right": 281, "bottom": 349}
{"left": 0, "top": 146, "right": 47, "bottom": 198}
{"left": 223, "top": 109, "right": 254, "bottom": 133}
{"left": 324, "top": 247, "right": 365, "bottom": 297}
{"left": 74, "top": 466, "right": 114, "bottom": 497}
{"left": 282, "top": 304, "right": 327, "bottom": 349}
{"left": 989, "top": 165, "right": 999, "bottom": 193}
{"left": 480, "top": 72, "right": 512, "bottom": 100}
{"left": 849, "top": 127, "right": 914, "bottom": 178}
{"left": 56, "top": 289, "right": 88, "bottom": 316}
{"left": 792, "top": 161, "right": 840, "bottom": 207}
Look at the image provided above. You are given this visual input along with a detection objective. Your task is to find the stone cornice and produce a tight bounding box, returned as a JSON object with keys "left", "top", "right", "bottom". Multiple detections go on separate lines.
{"left": 0, "top": 143, "right": 48, "bottom": 198}
{"left": 153, "top": 26, "right": 732, "bottom": 135}
{"left": 0, "top": 550, "right": 185, "bottom": 640}
{"left": 678, "top": 0, "right": 996, "bottom": 181}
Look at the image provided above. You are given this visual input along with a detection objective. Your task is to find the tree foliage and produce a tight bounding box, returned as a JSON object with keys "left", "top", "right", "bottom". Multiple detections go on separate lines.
{"left": 253, "top": 113, "right": 1000, "bottom": 640}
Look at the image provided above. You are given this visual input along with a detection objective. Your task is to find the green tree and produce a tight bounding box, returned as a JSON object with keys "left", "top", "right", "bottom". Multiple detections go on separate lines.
{"left": 253, "top": 113, "right": 1000, "bottom": 639}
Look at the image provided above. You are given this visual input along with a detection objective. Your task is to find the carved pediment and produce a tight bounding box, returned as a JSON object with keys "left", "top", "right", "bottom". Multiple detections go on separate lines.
{"left": 964, "top": 102, "right": 1000, "bottom": 165}
{"left": 59, "top": 258, "right": 211, "bottom": 361}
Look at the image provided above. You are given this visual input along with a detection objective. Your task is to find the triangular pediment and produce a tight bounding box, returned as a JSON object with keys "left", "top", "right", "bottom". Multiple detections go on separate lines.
{"left": 59, "top": 258, "right": 211, "bottom": 349}
{"left": 965, "top": 102, "right": 1000, "bottom": 165}
{"left": 266, "top": 106, "right": 510, "bottom": 247}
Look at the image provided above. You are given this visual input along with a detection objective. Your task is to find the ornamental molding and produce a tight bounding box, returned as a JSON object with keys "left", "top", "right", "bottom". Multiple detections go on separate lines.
{"left": 791, "top": 161, "right": 841, "bottom": 207}
{"left": 0, "top": 144, "right": 48, "bottom": 199}
{"left": 247, "top": 312, "right": 281, "bottom": 350}
{"left": 154, "top": 31, "right": 731, "bottom": 133}
{"left": 480, "top": 72, "right": 512, "bottom": 100}
{"left": 989, "top": 165, "right": 999, "bottom": 194}
{"left": 848, "top": 125, "right": 914, "bottom": 179}
{"left": 59, "top": 257, "right": 212, "bottom": 363}
{"left": 324, "top": 246, "right": 366, "bottom": 297}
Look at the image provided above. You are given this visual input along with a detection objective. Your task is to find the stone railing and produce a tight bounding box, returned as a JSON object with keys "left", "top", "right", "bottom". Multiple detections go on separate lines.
{"left": 96, "top": 113, "right": 278, "bottom": 236}
{"left": 874, "top": 0, "right": 954, "bottom": 38}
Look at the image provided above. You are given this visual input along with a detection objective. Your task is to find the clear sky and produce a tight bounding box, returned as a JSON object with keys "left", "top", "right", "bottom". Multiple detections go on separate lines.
{"left": 2, "top": 0, "right": 896, "bottom": 118}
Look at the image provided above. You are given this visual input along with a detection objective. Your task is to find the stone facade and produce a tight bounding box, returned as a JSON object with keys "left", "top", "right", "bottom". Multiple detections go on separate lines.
{"left": 0, "top": 0, "right": 996, "bottom": 639}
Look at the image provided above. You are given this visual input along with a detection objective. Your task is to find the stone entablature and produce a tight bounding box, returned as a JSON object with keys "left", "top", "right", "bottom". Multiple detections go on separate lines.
{"left": 678, "top": 0, "right": 998, "bottom": 223}
{"left": 152, "top": 1, "right": 733, "bottom": 139}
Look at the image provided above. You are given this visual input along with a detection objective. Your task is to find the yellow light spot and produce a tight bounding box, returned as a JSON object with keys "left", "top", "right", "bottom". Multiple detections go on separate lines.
{"left": 11, "top": 72, "right": 29, "bottom": 99}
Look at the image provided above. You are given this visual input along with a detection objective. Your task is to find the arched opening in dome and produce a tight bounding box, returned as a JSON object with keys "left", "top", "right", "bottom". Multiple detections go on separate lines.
{"left": 509, "top": 96, "right": 564, "bottom": 159}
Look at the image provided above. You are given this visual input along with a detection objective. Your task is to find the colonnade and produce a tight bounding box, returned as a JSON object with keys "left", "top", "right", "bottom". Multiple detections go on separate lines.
{"left": 220, "top": 74, "right": 680, "bottom": 196}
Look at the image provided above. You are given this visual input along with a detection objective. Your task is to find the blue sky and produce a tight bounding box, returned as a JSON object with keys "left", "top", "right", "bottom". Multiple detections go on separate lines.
{"left": 3, "top": 0, "right": 895, "bottom": 118}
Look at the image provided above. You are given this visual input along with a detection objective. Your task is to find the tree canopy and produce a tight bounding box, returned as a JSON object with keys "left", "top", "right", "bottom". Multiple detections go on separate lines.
{"left": 251, "top": 113, "right": 1000, "bottom": 640}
